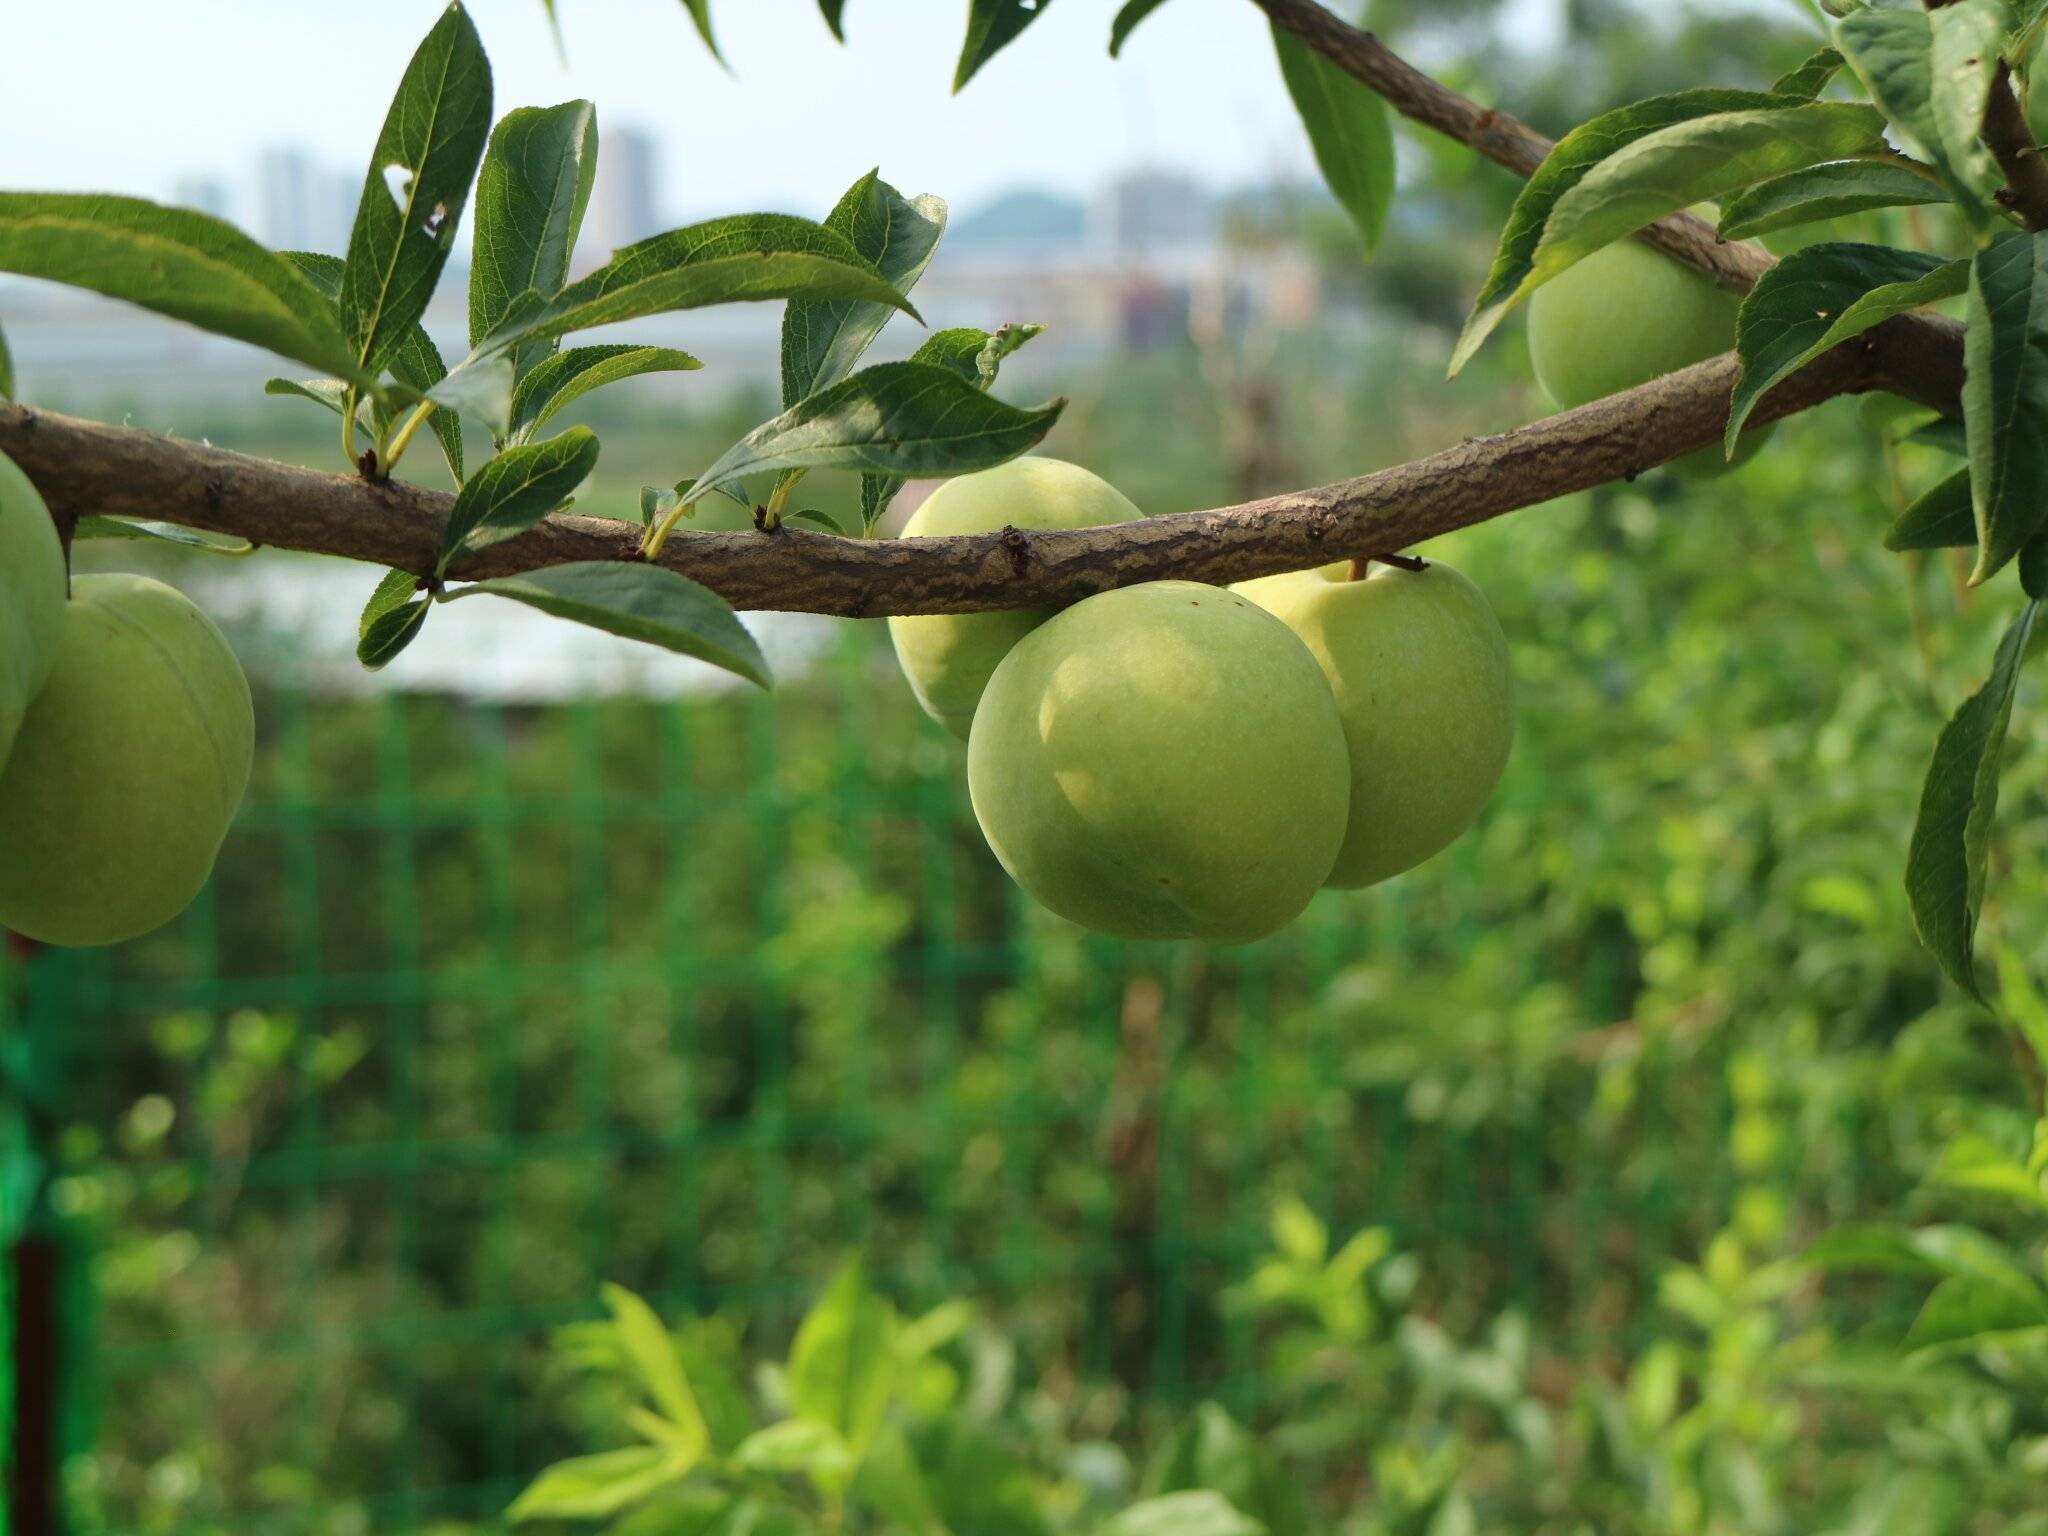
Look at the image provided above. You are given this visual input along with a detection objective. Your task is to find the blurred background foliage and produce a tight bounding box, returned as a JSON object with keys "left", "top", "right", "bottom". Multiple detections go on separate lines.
{"left": 5, "top": 0, "right": 2047, "bottom": 1532}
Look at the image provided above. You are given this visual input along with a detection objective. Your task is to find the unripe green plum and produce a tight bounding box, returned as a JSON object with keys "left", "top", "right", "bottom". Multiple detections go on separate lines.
{"left": 0, "top": 450, "right": 67, "bottom": 766}
{"left": 889, "top": 457, "right": 1143, "bottom": 738}
{"left": 967, "top": 581, "right": 1349, "bottom": 943}
{"left": 0, "top": 574, "right": 254, "bottom": 946}
{"left": 1235, "top": 559, "right": 1512, "bottom": 888}
{"left": 1527, "top": 238, "right": 1773, "bottom": 479}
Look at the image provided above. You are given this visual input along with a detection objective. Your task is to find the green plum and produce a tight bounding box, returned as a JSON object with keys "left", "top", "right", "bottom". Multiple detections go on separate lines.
{"left": 967, "top": 580, "right": 1349, "bottom": 943}
{"left": 1527, "top": 238, "right": 1774, "bottom": 478}
{"left": 1236, "top": 559, "right": 1513, "bottom": 889}
{"left": 0, "top": 574, "right": 254, "bottom": 947}
{"left": 889, "top": 457, "right": 1144, "bottom": 738}
{"left": 0, "top": 449, "right": 67, "bottom": 766}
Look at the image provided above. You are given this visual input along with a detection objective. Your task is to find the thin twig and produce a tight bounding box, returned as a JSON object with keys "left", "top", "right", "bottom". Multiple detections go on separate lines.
{"left": 1983, "top": 60, "right": 2048, "bottom": 230}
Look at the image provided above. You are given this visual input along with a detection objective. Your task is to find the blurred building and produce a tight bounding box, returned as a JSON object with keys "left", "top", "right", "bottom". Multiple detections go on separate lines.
{"left": 256, "top": 147, "right": 359, "bottom": 258}
{"left": 174, "top": 175, "right": 234, "bottom": 225}
{"left": 584, "top": 123, "right": 662, "bottom": 257}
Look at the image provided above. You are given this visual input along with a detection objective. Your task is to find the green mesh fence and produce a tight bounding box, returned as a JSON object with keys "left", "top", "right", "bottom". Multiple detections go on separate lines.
{"left": 1, "top": 623, "right": 1899, "bottom": 1535}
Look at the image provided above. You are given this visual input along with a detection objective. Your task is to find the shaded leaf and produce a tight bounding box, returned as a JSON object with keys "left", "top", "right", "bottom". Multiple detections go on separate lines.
{"left": 1885, "top": 468, "right": 1975, "bottom": 550}
{"left": 858, "top": 323, "right": 1045, "bottom": 527}
{"left": 1273, "top": 23, "right": 1395, "bottom": 256}
{"left": 1905, "top": 599, "right": 2039, "bottom": 998}
{"left": 0, "top": 194, "right": 357, "bottom": 378}
{"left": 508, "top": 344, "right": 702, "bottom": 444}
{"left": 782, "top": 171, "right": 946, "bottom": 408}
{"left": 1716, "top": 160, "right": 1949, "bottom": 240}
{"left": 358, "top": 568, "right": 431, "bottom": 671}
{"left": 470, "top": 100, "right": 600, "bottom": 379}
{"left": 446, "top": 563, "right": 771, "bottom": 688}
{"left": 956, "top": 0, "right": 1054, "bottom": 92}
{"left": 421, "top": 353, "right": 515, "bottom": 442}
{"left": 439, "top": 427, "right": 600, "bottom": 565}
{"left": 339, "top": 2, "right": 494, "bottom": 378}
{"left": 1964, "top": 235, "right": 2048, "bottom": 581}
{"left": 690, "top": 360, "right": 1064, "bottom": 503}
{"left": 507, "top": 1446, "right": 685, "bottom": 1522}
{"left": 0, "top": 319, "right": 12, "bottom": 399}
{"left": 1832, "top": 3, "right": 2003, "bottom": 223}
{"left": 71, "top": 517, "right": 253, "bottom": 553}
{"left": 1728, "top": 243, "right": 1964, "bottom": 449}
{"left": 1771, "top": 45, "right": 1845, "bottom": 99}
{"left": 1111, "top": 0, "right": 1174, "bottom": 55}
{"left": 818, "top": 0, "right": 848, "bottom": 40}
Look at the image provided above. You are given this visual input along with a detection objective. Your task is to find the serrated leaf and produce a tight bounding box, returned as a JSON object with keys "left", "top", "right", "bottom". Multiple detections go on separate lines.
{"left": 1832, "top": 3, "right": 2004, "bottom": 223}
{"left": 439, "top": 427, "right": 600, "bottom": 567}
{"left": 956, "top": 0, "right": 1053, "bottom": 91}
{"left": 339, "top": 2, "right": 493, "bottom": 379}
{"left": 1528, "top": 103, "right": 1888, "bottom": 291}
{"left": 1965, "top": 235, "right": 2048, "bottom": 582}
{"left": 1885, "top": 468, "right": 1976, "bottom": 549}
{"left": 507, "top": 1446, "right": 686, "bottom": 1522}
{"left": 1273, "top": 24, "right": 1395, "bottom": 258}
{"left": 1111, "top": 0, "right": 1174, "bottom": 55}
{"left": 856, "top": 323, "right": 1044, "bottom": 527}
{"left": 0, "top": 318, "right": 13, "bottom": 399}
{"left": 446, "top": 563, "right": 771, "bottom": 687}
{"left": 1772, "top": 45, "right": 1845, "bottom": 100}
{"left": 783, "top": 172, "right": 946, "bottom": 409}
{"left": 1728, "top": 243, "right": 1964, "bottom": 449}
{"left": 475, "top": 213, "right": 918, "bottom": 357}
{"left": 508, "top": 344, "right": 702, "bottom": 444}
{"left": 358, "top": 568, "right": 431, "bottom": 671}
{"left": 1716, "top": 161, "right": 1949, "bottom": 240}
{"left": 470, "top": 100, "right": 600, "bottom": 384}
{"left": 1906, "top": 600, "right": 2039, "bottom": 998}
{"left": 690, "top": 360, "right": 1064, "bottom": 503}
{"left": 0, "top": 194, "right": 358, "bottom": 378}
{"left": 1452, "top": 91, "right": 1796, "bottom": 374}
{"left": 71, "top": 517, "right": 252, "bottom": 553}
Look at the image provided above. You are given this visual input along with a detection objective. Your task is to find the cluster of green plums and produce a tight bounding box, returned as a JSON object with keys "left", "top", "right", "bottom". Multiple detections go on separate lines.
{"left": 887, "top": 458, "right": 1517, "bottom": 944}
{"left": 0, "top": 451, "right": 254, "bottom": 947}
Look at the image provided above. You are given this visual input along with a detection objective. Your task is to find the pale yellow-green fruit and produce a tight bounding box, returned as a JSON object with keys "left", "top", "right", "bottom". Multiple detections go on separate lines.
{"left": 967, "top": 581, "right": 1349, "bottom": 943}
{"left": 1235, "top": 559, "right": 1513, "bottom": 889}
{"left": 889, "top": 457, "right": 1144, "bottom": 738}
{"left": 1527, "top": 238, "right": 1774, "bottom": 479}
{"left": 0, "top": 575, "right": 254, "bottom": 947}
{"left": 0, "top": 450, "right": 67, "bottom": 766}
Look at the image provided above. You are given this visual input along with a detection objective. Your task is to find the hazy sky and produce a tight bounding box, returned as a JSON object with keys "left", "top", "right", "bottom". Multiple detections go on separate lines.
{"left": 1, "top": 0, "right": 1336, "bottom": 226}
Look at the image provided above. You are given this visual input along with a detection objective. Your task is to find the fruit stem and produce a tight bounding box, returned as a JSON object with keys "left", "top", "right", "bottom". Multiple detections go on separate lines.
{"left": 1347, "top": 558, "right": 1370, "bottom": 582}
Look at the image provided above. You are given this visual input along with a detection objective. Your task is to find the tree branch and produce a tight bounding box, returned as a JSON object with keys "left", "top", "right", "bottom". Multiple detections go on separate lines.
{"left": 0, "top": 311, "right": 1958, "bottom": 618}
{"left": 1247, "top": 0, "right": 1775, "bottom": 296}
{"left": 1984, "top": 59, "right": 2048, "bottom": 229}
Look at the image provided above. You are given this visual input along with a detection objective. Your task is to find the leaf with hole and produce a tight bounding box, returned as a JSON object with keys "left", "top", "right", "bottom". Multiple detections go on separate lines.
{"left": 690, "top": 360, "right": 1064, "bottom": 504}
{"left": 782, "top": 171, "right": 946, "bottom": 409}
{"left": 0, "top": 194, "right": 359, "bottom": 379}
{"left": 1905, "top": 599, "right": 2038, "bottom": 999}
{"left": 339, "top": 2, "right": 493, "bottom": 379}
{"left": 1273, "top": 22, "right": 1395, "bottom": 257}
{"left": 446, "top": 564, "right": 771, "bottom": 688}
{"left": 508, "top": 345, "right": 702, "bottom": 444}
{"left": 439, "top": 427, "right": 600, "bottom": 567}
{"left": 470, "top": 100, "right": 600, "bottom": 381}
{"left": 1728, "top": 243, "right": 1964, "bottom": 451}
{"left": 1716, "top": 161, "right": 1950, "bottom": 240}
{"left": 1885, "top": 469, "right": 1975, "bottom": 550}
{"left": 1965, "top": 235, "right": 2048, "bottom": 582}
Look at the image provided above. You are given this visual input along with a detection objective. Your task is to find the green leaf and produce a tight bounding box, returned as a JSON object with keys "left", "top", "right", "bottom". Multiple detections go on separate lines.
{"left": 782, "top": 172, "right": 946, "bottom": 409}
{"left": 1452, "top": 91, "right": 1797, "bottom": 374}
{"left": 446, "top": 563, "right": 771, "bottom": 688}
{"left": 1964, "top": 235, "right": 2048, "bottom": 582}
{"left": 672, "top": 1324, "right": 754, "bottom": 1453}
{"left": 339, "top": 2, "right": 494, "bottom": 379}
{"left": 470, "top": 100, "right": 600, "bottom": 382}
{"left": 1832, "top": 2, "right": 2005, "bottom": 223}
{"left": 1929, "top": 1134, "right": 2048, "bottom": 1210}
{"left": 1728, "top": 244, "right": 1965, "bottom": 450}
{"left": 1885, "top": 468, "right": 1976, "bottom": 550}
{"left": 507, "top": 345, "right": 701, "bottom": 445}
{"left": 264, "top": 376, "right": 362, "bottom": 420}
{"left": 476, "top": 213, "right": 918, "bottom": 357}
{"left": 1272, "top": 25, "right": 1395, "bottom": 258}
{"left": 1807, "top": 1223, "right": 2046, "bottom": 1300}
{"left": 508, "top": 1445, "right": 687, "bottom": 1522}
{"left": 70, "top": 517, "right": 252, "bottom": 553}
{"left": 1111, "top": 0, "right": 1174, "bottom": 56}
{"left": 783, "top": 508, "right": 848, "bottom": 533}
{"left": 1905, "top": 599, "right": 2039, "bottom": 998}
{"left": 0, "top": 319, "right": 13, "bottom": 399}
{"left": 1716, "top": 161, "right": 1950, "bottom": 240}
{"left": 439, "top": 428, "right": 600, "bottom": 567}
{"left": 956, "top": 0, "right": 1054, "bottom": 91}
{"left": 1804, "top": 1223, "right": 1954, "bottom": 1276}
{"left": 2025, "top": 533, "right": 2048, "bottom": 598}
{"left": 1771, "top": 45, "right": 1845, "bottom": 99}
{"left": 1906, "top": 1275, "right": 2048, "bottom": 1354}
{"left": 601, "top": 1284, "right": 710, "bottom": 1457}
{"left": 693, "top": 361, "right": 1063, "bottom": 504}
{"left": 0, "top": 194, "right": 358, "bottom": 378}
{"left": 420, "top": 354, "right": 515, "bottom": 443}
{"left": 1528, "top": 103, "right": 1889, "bottom": 292}
{"left": 358, "top": 568, "right": 431, "bottom": 671}
{"left": 788, "top": 1258, "right": 896, "bottom": 1453}
{"left": 1101, "top": 1493, "right": 1265, "bottom": 1536}
{"left": 818, "top": 0, "right": 848, "bottom": 40}
{"left": 732, "top": 1419, "right": 855, "bottom": 1476}
{"left": 857, "top": 324, "right": 1045, "bottom": 528}
{"left": 679, "top": 0, "right": 724, "bottom": 62}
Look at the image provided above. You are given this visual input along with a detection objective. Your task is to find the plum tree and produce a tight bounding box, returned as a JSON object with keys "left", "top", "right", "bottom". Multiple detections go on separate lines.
{"left": 1237, "top": 558, "right": 1513, "bottom": 888}
{"left": 0, "top": 449, "right": 67, "bottom": 767}
{"left": 966, "top": 581, "right": 1349, "bottom": 943}
{"left": 889, "top": 458, "right": 1144, "bottom": 738}
{"left": 0, "top": 574, "right": 254, "bottom": 947}
{"left": 1526, "top": 239, "right": 1773, "bottom": 479}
